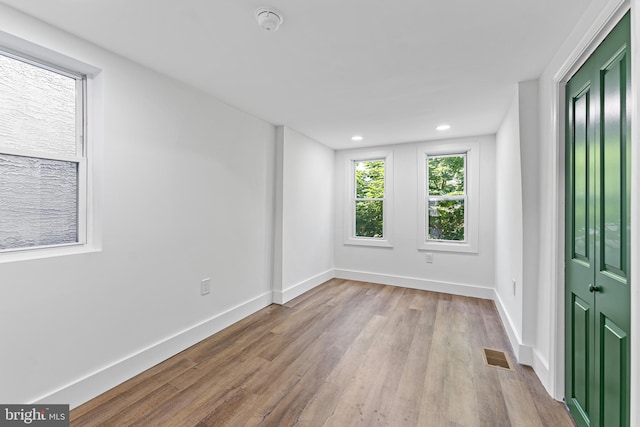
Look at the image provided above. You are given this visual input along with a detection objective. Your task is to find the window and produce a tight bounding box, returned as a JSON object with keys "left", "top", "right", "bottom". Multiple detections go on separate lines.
{"left": 0, "top": 50, "right": 87, "bottom": 252}
{"left": 355, "top": 159, "right": 385, "bottom": 238}
{"left": 418, "top": 141, "right": 479, "bottom": 253}
{"left": 427, "top": 154, "right": 466, "bottom": 241}
{"left": 345, "top": 151, "right": 393, "bottom": 247}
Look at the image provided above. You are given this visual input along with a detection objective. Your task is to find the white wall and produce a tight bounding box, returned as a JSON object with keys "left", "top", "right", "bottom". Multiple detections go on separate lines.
{"left": 0, "top": 5, "right": 276, "bottom": 407}
{"left": 272, "top": 127, "right": 334, "bottom": 303}
{"left": 334, "top": 136, "right": 496, "bottom": 298}
{"left": 495, "top": 89, "right": 524, "bottom": 351}
{"left": 495, "top": 80, "right": 540, "bottom": 366}
{"left": 518, "top": 80, "right": 540, "bottom": 355}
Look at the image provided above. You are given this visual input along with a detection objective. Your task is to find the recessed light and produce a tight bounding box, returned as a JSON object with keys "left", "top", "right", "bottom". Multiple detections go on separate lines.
{"left": 436, "top": 124, "right": 451, "bottom": 131}
{"left": 351, "top": 135, "right": 363, "bottom": 141}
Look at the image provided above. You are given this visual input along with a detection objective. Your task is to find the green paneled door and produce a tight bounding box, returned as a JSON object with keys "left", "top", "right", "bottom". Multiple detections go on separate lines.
{"left": 565, "top": 12, "right": 630, "bottom": 427}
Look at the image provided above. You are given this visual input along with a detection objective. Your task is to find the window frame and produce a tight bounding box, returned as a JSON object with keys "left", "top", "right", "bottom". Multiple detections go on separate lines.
{"left": 417, "top": 141, "right": 479, "bottom": 253}
{"left": 344, "top": 150, "right": 394, "bottom": 247}
{"left": 0, "top": 47, "right": 90, "bottom": 255}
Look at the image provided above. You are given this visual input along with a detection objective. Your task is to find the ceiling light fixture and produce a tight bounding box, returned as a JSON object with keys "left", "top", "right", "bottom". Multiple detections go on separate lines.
{"left": 436, "top": 124, "right": 451, "bottom": 131}
{"left": 255, "top": 7, "right": 283, "bottom": 32}
{"left": 351, "top": 135, "right": 363, "bottom": 141}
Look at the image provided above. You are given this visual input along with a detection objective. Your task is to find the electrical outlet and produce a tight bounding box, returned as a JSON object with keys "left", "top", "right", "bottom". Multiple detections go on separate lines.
{"left": 201, "top": 278, "right": 211, "bottom": 296}
{"left": 425, "top": 253, "right": 434, "bottom": 263}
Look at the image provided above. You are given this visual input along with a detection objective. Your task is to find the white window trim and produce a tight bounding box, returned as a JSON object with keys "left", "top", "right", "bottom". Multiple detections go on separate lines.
{"left": 417, "top": 141, "right": 479, "bottom": 253}
{"left": 0, "top": 35, "right": 102, "bottom": 262}
{"left": 344, "top": 150, "right": 394, "bottom": 247}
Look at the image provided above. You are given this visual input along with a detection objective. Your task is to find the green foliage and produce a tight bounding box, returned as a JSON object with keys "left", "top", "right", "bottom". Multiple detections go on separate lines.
{"left": 355, "top": 160, "right": 384, "bottom": 238}
{"left": 428, "top": 155, "right": 464, "bottom": 196}
{"left": 356, "top": 160, "right": 385, "bottom": 198}
{"left": 428, "top": 200, "right": 465, "bottom": 241}
{"left": 356, "top": 201, "right": 383, "bottom": 238}
{"left": 428, "top": 155, "right": 465, "bottom": 241}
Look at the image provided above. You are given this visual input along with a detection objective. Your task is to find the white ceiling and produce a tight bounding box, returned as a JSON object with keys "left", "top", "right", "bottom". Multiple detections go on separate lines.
{"left": 0, "top": 0, "right": 589, "bottom": 149}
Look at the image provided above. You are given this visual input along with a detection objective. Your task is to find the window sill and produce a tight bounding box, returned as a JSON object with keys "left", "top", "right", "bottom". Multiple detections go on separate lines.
{"left": 0, "top": 243, "right": 101, "bottom": 264}
{"left": 418, "top": 240, "right": 478, "bottom": 254}
{"left": 344, "top": 237, "right": 393, "bottom": 248}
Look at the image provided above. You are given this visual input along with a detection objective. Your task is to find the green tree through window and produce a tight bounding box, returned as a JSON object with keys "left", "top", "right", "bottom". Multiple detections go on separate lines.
{"left": 427, "top": 155, "right": 465, "bottom": 241}
{"left": 354, "top": 159, "right": 384, "bottom": 238}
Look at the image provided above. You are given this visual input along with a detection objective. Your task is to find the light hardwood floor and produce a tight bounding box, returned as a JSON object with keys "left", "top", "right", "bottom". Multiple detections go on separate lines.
{"left": 71, "top": 279, "right": 576, "bottom": 426}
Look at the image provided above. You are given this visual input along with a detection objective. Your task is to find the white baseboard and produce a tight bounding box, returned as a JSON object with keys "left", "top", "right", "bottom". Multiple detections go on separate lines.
{"left": 532, "top": 348, "right": 552, "bottom": 392}
{"left": 34, "top": 291, "right": 273, "bottom": 409}
{"left": 492, "top": 290, "right": 536, "bottom": 366}
{"left": 493, "top": 291, "right": 521, "bottom": 359}
{"left": 334, "top": 269, "right": 495, "bottom": 300}
{"left": 518, "top": 344, "right": 534, "bottom": 366}
{"left": 272, "top": 269, "right": 335, "bottom": 304}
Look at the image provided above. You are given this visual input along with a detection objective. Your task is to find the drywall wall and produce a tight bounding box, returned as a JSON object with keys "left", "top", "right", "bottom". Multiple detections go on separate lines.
{"left": 495, "top": 88, "right": 524, "bottom": 353}
{"left": 518, "top": 80, "right": 540, "bottom": 357}
{"left": 0, "top": 5, "right": 276, "bottom": 407}
{"left": 272, "top": 127, "right": 334, "bottom": 303}
{"left": 334, "top": 136, "right": 496, "bottom": 297}
{"left": 494, "top": 80, "right": 540, "bottom": 365}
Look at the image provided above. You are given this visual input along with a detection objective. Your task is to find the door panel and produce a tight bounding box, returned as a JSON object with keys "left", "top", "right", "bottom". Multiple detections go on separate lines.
{"left": 571, "top": 295, "right": 591, "bottom": 420}
{"left": 600, "top": 49, "right": 628, "bottom": 277}
{"left": 573, "top": 89, "right": 590, "bottom": 261}
{"left": 565, "top": 12, "right": 630, "bottom": 427}
{"left": 600, "top": 317, "right": 627, "bottom": 427}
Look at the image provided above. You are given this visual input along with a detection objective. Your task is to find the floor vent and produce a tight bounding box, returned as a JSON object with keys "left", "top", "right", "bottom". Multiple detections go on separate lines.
{"left": 483, "top": 348, "right": 513, "bottom": 370}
